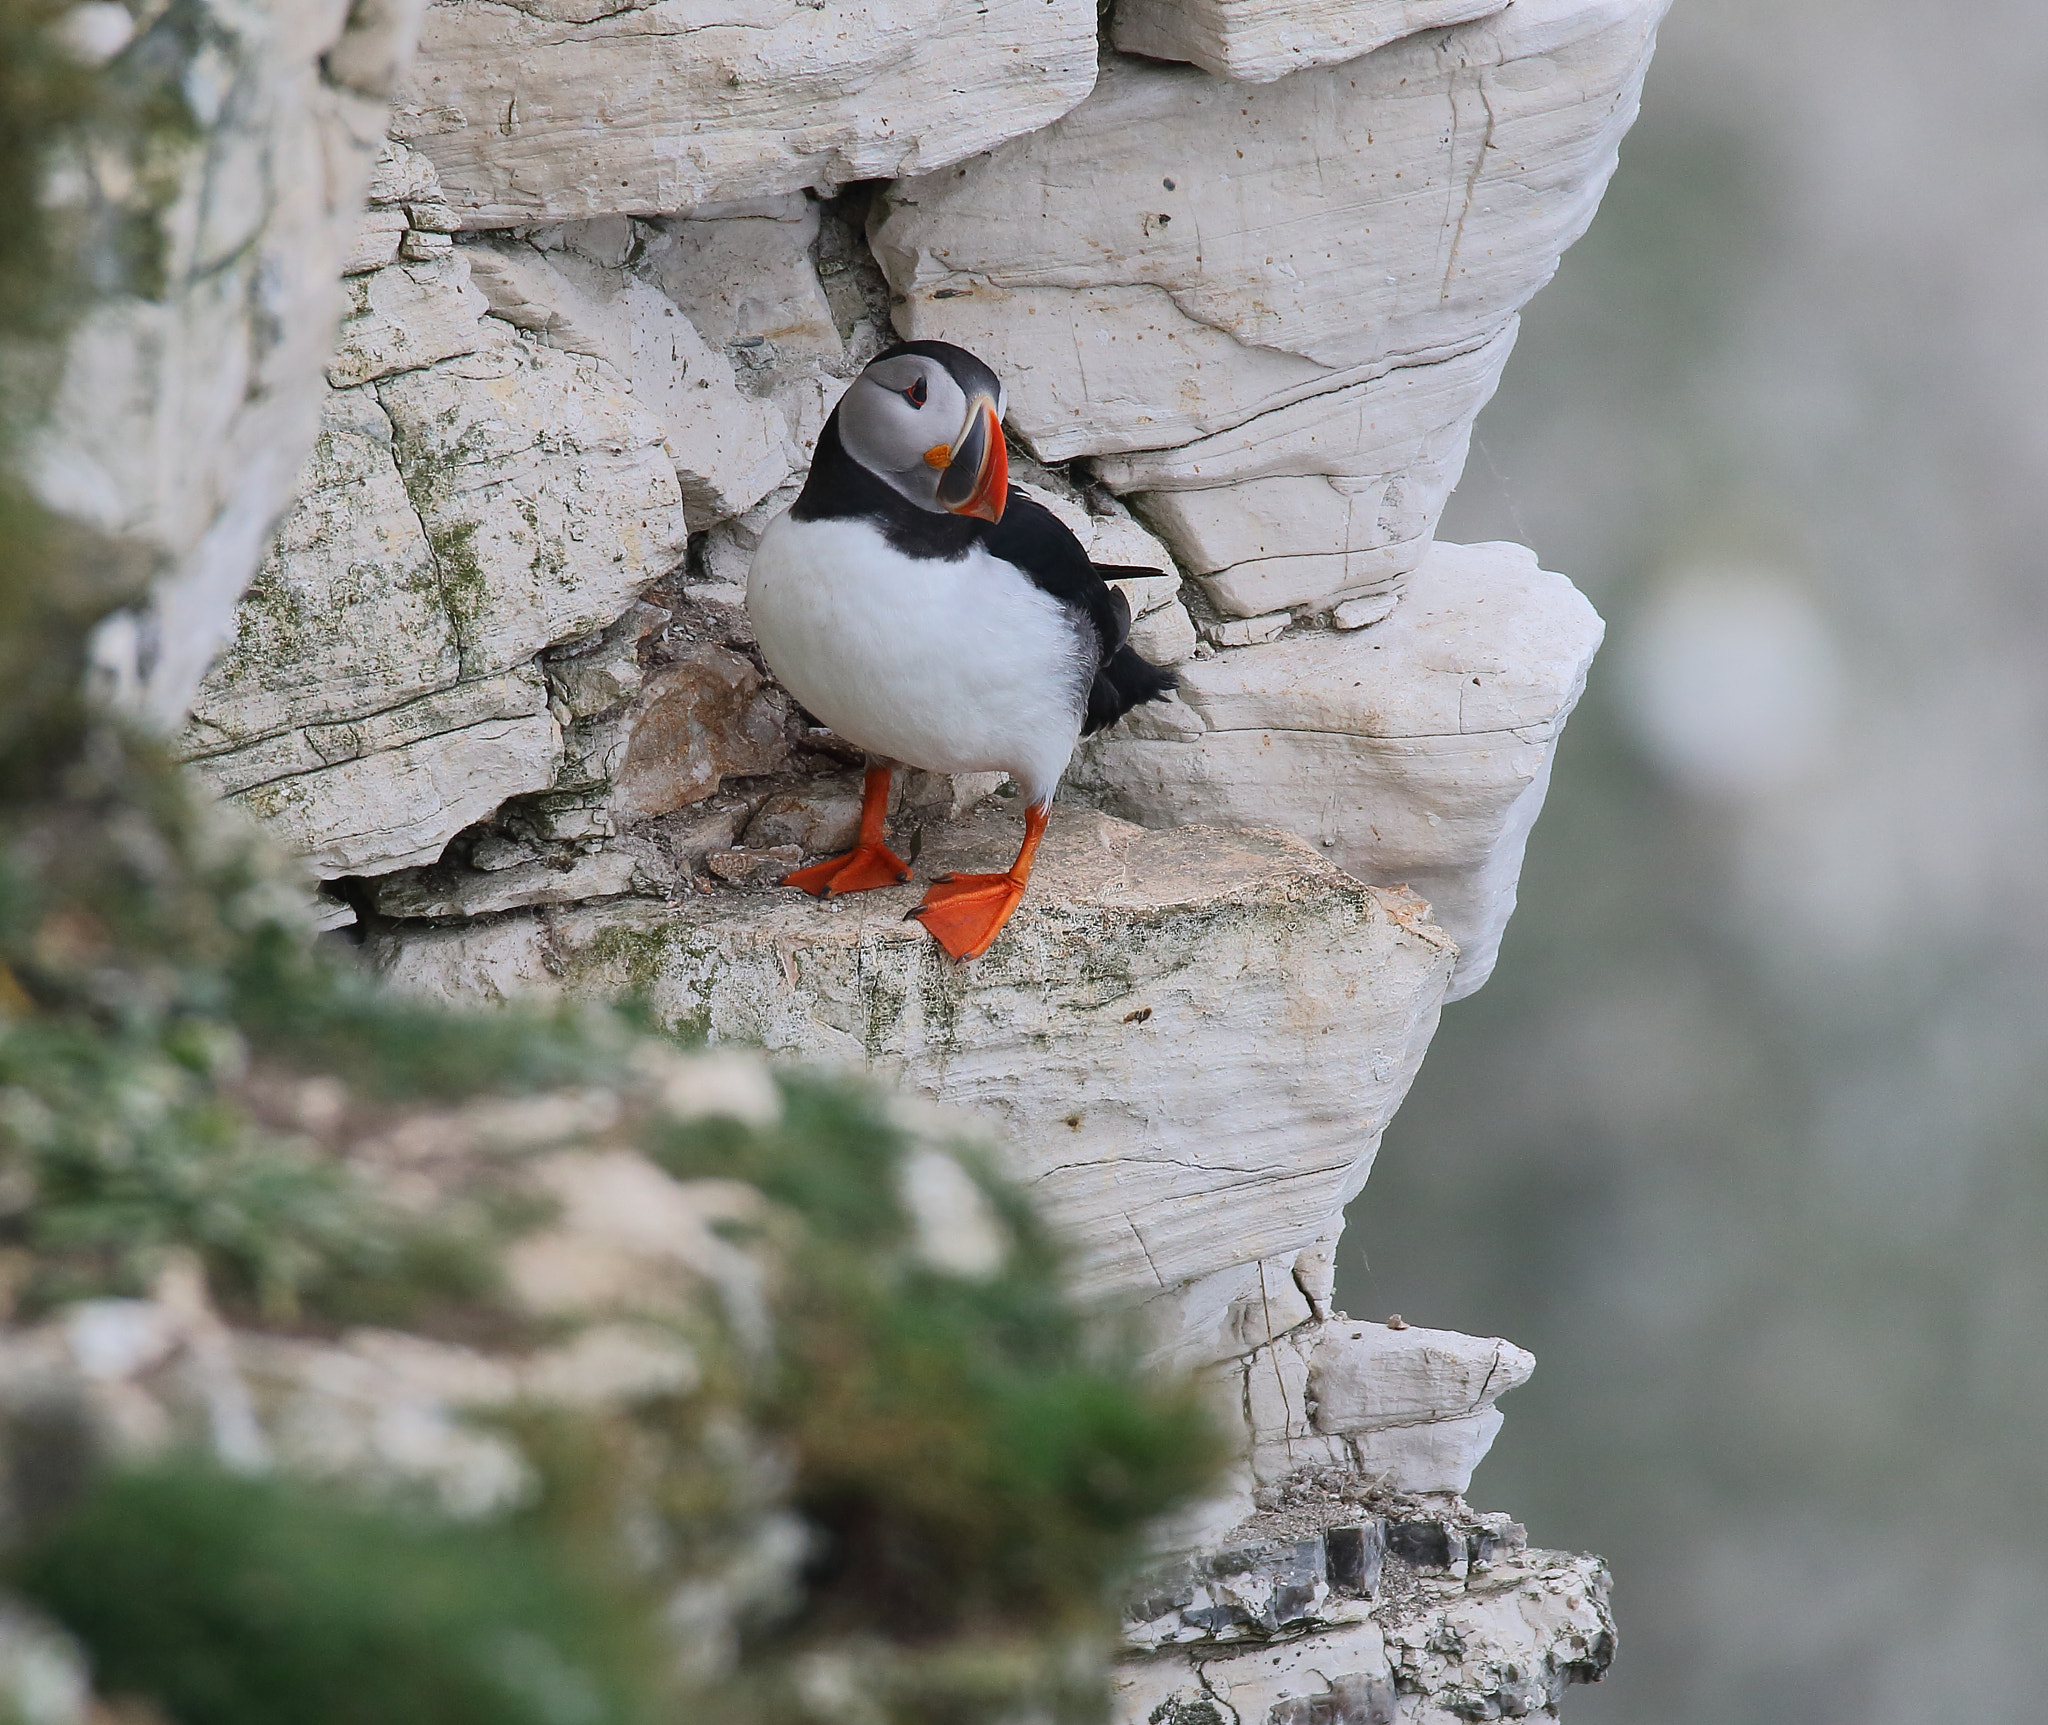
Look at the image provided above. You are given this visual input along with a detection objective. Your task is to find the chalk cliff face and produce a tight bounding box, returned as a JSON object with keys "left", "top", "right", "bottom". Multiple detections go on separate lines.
{"left": 20, "top": 0, "right": 1666, "bottom": 1716}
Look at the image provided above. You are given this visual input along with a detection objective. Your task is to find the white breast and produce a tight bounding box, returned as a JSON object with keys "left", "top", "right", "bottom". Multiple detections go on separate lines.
{"left": 746, "top": 512, "right": 1092, "bottom": 806}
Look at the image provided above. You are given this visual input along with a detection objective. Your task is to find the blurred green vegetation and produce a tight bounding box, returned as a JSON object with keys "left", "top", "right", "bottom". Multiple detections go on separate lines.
{"left": 15, "top": 1461, "right": 663, "bottom": 1725}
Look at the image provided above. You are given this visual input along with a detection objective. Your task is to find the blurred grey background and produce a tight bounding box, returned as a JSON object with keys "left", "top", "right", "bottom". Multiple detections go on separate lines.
{"left": 1331, "top": 1, "right": 2048, "bottom": 1720}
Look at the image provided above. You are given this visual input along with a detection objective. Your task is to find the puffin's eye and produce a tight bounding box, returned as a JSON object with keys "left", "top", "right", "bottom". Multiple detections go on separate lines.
{"left": 904, "top": 376, "right": 928, "bottom": 408}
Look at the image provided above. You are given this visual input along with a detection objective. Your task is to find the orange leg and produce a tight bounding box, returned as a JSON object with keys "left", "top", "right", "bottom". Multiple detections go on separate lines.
{"left": 783, "top": 765, "right": 913, "bottom": 896}
{"left": 905, "top": 803, "right": 1048, "bottom": 962}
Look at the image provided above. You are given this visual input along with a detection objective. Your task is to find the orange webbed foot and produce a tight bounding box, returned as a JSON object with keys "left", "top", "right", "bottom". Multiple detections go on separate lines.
{"left": 905, "top": 870, "right": 1030, "bottom": 961}
{"left": 783, "top": 841, "right": 913, "bottom": 897}
{"left": 902, "top": 802, "right": 1049, "bottom": 961}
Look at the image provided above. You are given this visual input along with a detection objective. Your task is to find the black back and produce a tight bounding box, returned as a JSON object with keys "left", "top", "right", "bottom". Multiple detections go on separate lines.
{"left": 793, "top": 408, "right": 1180, "bottom": 734}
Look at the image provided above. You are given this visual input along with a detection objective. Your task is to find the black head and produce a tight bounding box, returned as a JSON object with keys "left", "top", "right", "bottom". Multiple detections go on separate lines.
{"left": 832, "top": 340, "right": 1010, "bottom": 523}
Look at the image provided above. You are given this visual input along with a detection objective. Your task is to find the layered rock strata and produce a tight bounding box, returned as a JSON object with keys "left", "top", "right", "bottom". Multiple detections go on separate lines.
{"left": 1116, "top": 1484, "right": 1613, "bottom": 1724}
{"left": 396, "top": 0, "right": 1103, "bottom": 225}
{"left": 1070, "top": 540, "right": 1604, "bottom": 998}
{"left": 369, "top": 811, "right": 1456, "bottom": 1308}
{"left": 873, "top": 0, "right": 1667, "bottom": 623}
{"left": 1113, "top": 0, "right": 1510, "bottom": 84}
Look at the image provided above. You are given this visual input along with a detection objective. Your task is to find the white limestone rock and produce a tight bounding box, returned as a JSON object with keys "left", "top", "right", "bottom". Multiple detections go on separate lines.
{"left": 1309, "top": 1321, "right": 1535, "bottom": 1440}
{"left": 1203, "top": 611, "right": 1293, "bottom": 650}
{"left": 1115, "top": 331, "right": 1514, "bottom": 618}
{"left": 182, "top": 386, "right": 457, "bottom": 759}
{"left": 1225, "top": 1316, "right": 1531, "bottom": 1494}
{"left": 195, "top": 667, "right": 549, "bottom": 801}
{"left": 640, "top": 196, "right": 841, "bottom": 356}
{"left": 34, "top": 0, "right": 433, "bottom": 734}
{"left": 228, "top": 702, "right": 562, "bottom": 877}
{"left": 873, "top": 0, "right": 1664, "bottom": 603}
{"left": 370, "top": 846, "right": 641, "bottom": 918}
{"left": 637, "top": 197, "right": 879, "bottom": 462}
{"left": 1069, "top": 542, "right": 1604, "bottom": 999}
{"left": 396, "top": 0, "right": 1101, "bottom": 227}
{"left": 1131, "top": 599, "right": 1201, "bottom": 668}
{"left": 1141, "top": 1251, "right": 1317, "bottom": 1377}
{"left": 345, "top": 202, "right": 411, "bottom": 275}
{"left": 1122, "top": 1624, "right": 1397, "bottom": 1725}
{"left": 876, "top": 4, "right": 1662, "bottom": 456}
{"left": 741, "top": 776, "right": 866, "bottom": 856}
{"left": 378, "top": 335, "right": 688, "bottom": 680}
{"left": 328, "top": 249, "right": 491, "bottom": 388}
{"left": 366, "top": 134, "right": 445, "bottom": 208}
{"left": 544, "top": 601, "right": 666, "bottom": 720}
{"left": 368, "top": 810, "right": 1456, "bottom": 1302}
{"left": 1113, "top": 0, "right": 1508, "bottom": 83}
{"left": 464, "top": 237, "right": 791, "bottom": 526}
{"left": 1113, "top": 1541, "right": 1612, "bottom": 1725}
{"left": 1382, "top": 1550, "right": 1615, "bottom": 1722}
{"left": 184, "top": 270, "right": 688, "bottom": 878}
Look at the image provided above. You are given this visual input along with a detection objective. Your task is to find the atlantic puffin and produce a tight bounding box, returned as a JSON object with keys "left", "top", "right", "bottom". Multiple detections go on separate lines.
{"left": 746, "top": 340, "right": 1178, "bottom": 960}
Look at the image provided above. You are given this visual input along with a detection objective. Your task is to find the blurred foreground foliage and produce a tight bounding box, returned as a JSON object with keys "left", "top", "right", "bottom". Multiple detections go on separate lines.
{"left": 0, "top": 758, "right": 1220, "bottom": 1725}
{"left": 0, "top": 2, "right": 1220, "bottom": 1719}
{"left": 14, "top": 1461, "right": 664, "bottom": 1725}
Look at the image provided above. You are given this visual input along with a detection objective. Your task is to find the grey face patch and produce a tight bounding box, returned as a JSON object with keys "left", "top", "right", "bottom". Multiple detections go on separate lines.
{"left": 837, "top": 355, "right": 971, "bottom": 513}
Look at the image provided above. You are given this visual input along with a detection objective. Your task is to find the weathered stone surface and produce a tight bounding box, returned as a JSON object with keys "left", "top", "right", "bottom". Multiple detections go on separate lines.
{"left": 874, "top": 1, "right": 1663, "bottom": 605}
{"left": 877, "top": 4, "right": 1662, "bottom": 456}
{"left": 1070, "top": 542, "right": 1604, "bottom": 999}
{"left": 1223, "top": 1318, "right": 1531, "bottom": 1493}
{"left": 1310, "top": 1322, "right": 1535, "bottom": 1442}
{"left": 197, "top": 667, "right": 548, "bottom": 801}
{"left": 327, "top": 249, "right": 490, "bottom": 387}
{"left": 230, "top": 705, "right": 562, "bottom": 877}
{"left": 1131, "top": 599, "right": 1201, "bottom": 668}
{"left": 396, "top": 0, "right": 1101, "bottom": 226}
{"left": 1114, "top": 1620, "right": 1397, "bottom": 1725}
{"left": 1113, "top": 1535, "right": 1611, "bottom": 1725}
{"left": 606, "top": 645, "right": 790, "bottom": 821}
{"left": 371, "top": 845, "right": 640, "bottom": 918}
{"left": 345, "top": 202, "right": 411, "bottom": 274}
{"left": 544, "top": 601, "right": 667, "bottom": 720}
{"left": 1113, "top": 0, "right": 1507, "bottom": 84}
{"left": 183, "top": 239, "right": 689, "bottom": 878}
{"left": 34, "top": 0, "right": 432, "bottom": 733}
{"left": 641, "top": 196, "right": 841, "bottom": 356}
{"left": 1139, "top": 1248, "right": 1316, "bottom": 1376}
{"left": 464, "top": 235, "right": 792, "bottom": 525}
{"left": 367, "top": 134, "right": 445, "bottom": 207}
{"left": 1382, "top": 1550, "right": 1615, "bottom": 1722}
{"left": 368, "top": 810, "right": 1456, "bottom": 1301}
{"left": 378, "top": 335, "right": 687, "bottom": 678}
{"left": 706, "top": 844, "right": 803, "bottom": 889}
{"left": 1120, "top": 344, "right": 1512, "bottom": 618}
{"left": 1124, "top": 1525, "right": 1380, "bottom": 1652}
{"left": 741, "top": 776, "right": 865, "bottom": 856}
{"left": 182, "top": 386, "right": 456, "bottom": 758}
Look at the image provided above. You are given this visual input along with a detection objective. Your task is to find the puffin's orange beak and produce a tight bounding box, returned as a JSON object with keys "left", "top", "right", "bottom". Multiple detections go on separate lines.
{"left": 936, "top": 394, "right": 1007, "bottom": 523}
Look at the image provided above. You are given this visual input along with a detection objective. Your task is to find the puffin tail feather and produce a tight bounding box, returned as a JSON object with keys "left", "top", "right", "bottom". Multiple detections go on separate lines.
{"left": 1084, "top": 645, "right": 1179, "bottom": 736}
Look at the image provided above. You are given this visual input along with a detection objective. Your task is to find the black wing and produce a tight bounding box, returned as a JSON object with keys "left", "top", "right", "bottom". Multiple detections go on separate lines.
{"left": 985, "top": 492, "right": 1180, "bottom": 735}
